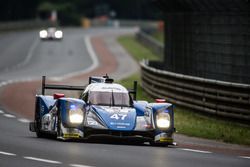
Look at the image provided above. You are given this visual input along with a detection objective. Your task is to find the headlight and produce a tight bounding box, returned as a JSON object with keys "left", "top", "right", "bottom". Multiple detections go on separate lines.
{"left": 39, "top": 30, "right": 47, "bottom": 38}
{"left": 156, "top": 112, "right": 170, "bottom": 129}
{"left": 69, "top": 105, "right": 83, "bottom": 124}
{"left": 55, "top": 30, "right": 63, "bottom": 38}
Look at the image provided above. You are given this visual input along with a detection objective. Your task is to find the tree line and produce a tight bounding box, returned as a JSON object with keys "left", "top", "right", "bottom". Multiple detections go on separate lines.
{"left": 0, "top": 0, "right": 162, "bottom": 25}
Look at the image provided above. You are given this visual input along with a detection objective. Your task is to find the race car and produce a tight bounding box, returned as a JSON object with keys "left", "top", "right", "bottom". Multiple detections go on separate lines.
{"left": 29, "top": 75, "right": 175, "bottom": 146}
{"left": 39, "top": 27, "right": 63, "bottom": 40}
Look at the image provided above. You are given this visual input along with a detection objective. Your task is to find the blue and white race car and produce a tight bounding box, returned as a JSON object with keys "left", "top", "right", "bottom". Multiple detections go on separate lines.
{"left": 29, "top": 75, "right": 175, "bottom": 146}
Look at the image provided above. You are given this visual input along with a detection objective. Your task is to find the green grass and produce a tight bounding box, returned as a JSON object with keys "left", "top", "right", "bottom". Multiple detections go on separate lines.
{"left": 117, "top": 35, "right": 160, "bottom": 61}
{"left": 152, "top": 31, "right": 164, "bottom": 43}
{"left": 175, "top": 108, "right": 250, "bottom": 145}
{"left": 117, "top": 73, "right": 153, "bottom": 103}
{"left": 117, "top": 34, "right": 250, "bottom": 146}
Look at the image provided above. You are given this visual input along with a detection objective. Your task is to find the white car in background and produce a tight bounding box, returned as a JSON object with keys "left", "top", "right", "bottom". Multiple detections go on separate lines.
{"left": 39, "top": 27, "right": 63, "bottom": 40}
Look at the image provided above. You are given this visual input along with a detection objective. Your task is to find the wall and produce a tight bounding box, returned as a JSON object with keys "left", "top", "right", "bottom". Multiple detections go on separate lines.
{"left": 163, "top": 13, "right": 250, "bottom": 84}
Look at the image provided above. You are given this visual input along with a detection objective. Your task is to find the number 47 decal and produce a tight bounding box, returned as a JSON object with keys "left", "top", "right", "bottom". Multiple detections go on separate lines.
{"left": 110, "top": 114, "right": 127, "bottom": 120}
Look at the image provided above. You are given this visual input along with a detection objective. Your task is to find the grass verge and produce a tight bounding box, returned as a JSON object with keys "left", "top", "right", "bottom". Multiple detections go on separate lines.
{"left": 152, "top": 31, "right": 164, "bottom": 43}
{"left": 117, "top": 35, "right": 250, "bottom": 146}
{"left": 117, "top": 35, "right": 160, "bottom": 61}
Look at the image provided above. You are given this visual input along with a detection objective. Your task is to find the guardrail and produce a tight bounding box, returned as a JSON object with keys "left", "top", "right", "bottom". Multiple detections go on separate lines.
{"left": 141, "top": 61, "right": 250, "bottom": 121}
{"left": 136, "top": 31, "right": 164, "bottom": 60}
{"left": 90, "top": 19, "right": 159, "bottom": 29}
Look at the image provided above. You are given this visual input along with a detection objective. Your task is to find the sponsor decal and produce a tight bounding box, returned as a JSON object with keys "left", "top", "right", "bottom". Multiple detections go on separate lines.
{"left": 160, "top": 137, "right": 173, "bottom": 143}
{"left": 63, "top": 133, "right": 80, "bottom": 138}
{"left": 110, "top": 122, "right": 130, "bottom": 126}
{"left": 117, "top": 126, "right": 126, "bottom": 129}
{"left": 100, "top": 106, "right": 133, "bottom": 113}
{"left": 87, "top": 120, "right": 98, "bottom": 126}
{"left": 155, "top": 132, "right": 173, "bottom": 143}
{"left": 110, "top": 113, "right": 127, "bottom": 120}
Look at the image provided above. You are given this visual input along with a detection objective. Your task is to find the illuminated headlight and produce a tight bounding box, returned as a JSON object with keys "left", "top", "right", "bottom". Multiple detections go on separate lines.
{"left": 69, "top": 108, "right": 83, "bottom": 124}
{"left": 55, "top": 30, "right": 63, "bottom": 38}
{"left": 39, "top": 30, "right": 47, "bottom": 38}
{"left": 156, "top": 112, "right": 170, "bottom": 129}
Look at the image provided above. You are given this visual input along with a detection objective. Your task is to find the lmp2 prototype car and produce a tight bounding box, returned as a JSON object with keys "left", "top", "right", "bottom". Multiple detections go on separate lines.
{"left": 39, "top": 27, "right": 63, "bottom": 40}
{"left": 29, "top": 76, "right": 175, "bottom": 146}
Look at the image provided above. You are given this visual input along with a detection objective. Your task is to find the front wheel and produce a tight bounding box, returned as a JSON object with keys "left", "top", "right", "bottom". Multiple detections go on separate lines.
{"left": 56, "top": 111, "right": 65, "bottom": 140}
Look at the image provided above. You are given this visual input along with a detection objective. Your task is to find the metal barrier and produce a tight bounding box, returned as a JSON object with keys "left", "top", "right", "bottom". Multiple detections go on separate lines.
{"left": 90, "top": 19, "right": 159, "bottom": 29}
{"left": 141, "top": 61, "right": 250, "bottom": 121}
{"left": 136, "top": 31, "right": 164, "bottom": 60}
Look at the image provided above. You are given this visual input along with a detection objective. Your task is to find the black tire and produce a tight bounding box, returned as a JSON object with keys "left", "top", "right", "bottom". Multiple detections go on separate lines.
{"left": 36, "top": 128, "right": 46, "bottom": 138}
{"left": 57, "top": 120, "right": 62, "bottom": 138}
{"left": 34, "top": 99, "right": 47, "bottom": 138}
{"left": 150, "top": 141, "right": 168, "bottom": 147}
{"left": 56, "top": 110, "right": 63, "bottom": 139}
{"left": 35, "top": 114, "right": 47, "bottom": 138}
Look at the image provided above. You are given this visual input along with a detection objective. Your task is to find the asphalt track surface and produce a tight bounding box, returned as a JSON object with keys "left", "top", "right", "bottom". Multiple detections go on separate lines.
{"left": 0, "top": 28, "right": 93, "bottom": 81}
{"left": 0, "top": 28, "right": 249, "bottom": 167}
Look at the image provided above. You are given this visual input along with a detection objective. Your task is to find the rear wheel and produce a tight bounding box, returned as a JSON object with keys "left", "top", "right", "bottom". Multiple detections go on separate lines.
{"left": 34, "top": 99, "right": 47, "bottom": 138}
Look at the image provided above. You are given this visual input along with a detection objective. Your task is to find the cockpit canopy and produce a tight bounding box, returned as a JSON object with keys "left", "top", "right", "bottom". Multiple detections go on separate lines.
{"left": 89, "top": 91, "right": 130, "bottom": 107}
{"left": 82, "top": 83, "right": 132, "bottom": 107}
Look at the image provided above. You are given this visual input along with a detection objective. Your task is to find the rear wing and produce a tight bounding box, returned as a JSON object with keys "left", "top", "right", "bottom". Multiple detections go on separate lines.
{"left": 41, "top": 76, "right": 85, "bottom": 95}
{"left": 128, "top": 81, "right": 137, "bottom": 101}
{"left": 88, "top": 74, "right": 113, "bottom": 84}
{"left": 41, "top": 76, "right": 137, "bottom": 100}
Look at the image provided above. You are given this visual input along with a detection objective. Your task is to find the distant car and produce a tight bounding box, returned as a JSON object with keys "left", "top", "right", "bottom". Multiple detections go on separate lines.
{"left": 39, "top": 27, "right": 63, "bottom": 40}
{"left": 29, "top": 75, "right": 175, "bottom": 146}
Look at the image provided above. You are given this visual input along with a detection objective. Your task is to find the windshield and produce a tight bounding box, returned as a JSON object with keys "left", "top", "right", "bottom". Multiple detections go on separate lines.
{"left": 88, "top": 91, "right": 130, "bottom": 107}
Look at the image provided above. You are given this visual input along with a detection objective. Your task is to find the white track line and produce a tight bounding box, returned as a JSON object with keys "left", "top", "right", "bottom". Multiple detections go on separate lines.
{"left": 3, "top": 114, "right": 16, "bottom": 118}
{"left": 0, "top": 151, "right": 16, "bottom": 156}
{"left": 181, "top": 148, "right": 212, "bottom": 154}
{"left": 0, "top": 81, "right": 7, "bottom": 87}
{"left": 3, "top": 39, "right": 38, "bottom": 73}
{"left": 70, "top": 164, "right": 95, "bottom": 167}
{"left": 23, "top": 156, "right": 62, "bottom": 164}
{"left": 0, "top": 110, "right": 4, "bottom": 114}
{"left": 18, "top": 118, "right": 30, "bottom": 123}
{"left": 239, "top": 156, "right": 250, "bottom": 159}
{"left": 16, "top": 39, "right": 39, "bottom": 69}
{"left": 84, "top": 35, "right": 99, "bottom": 72}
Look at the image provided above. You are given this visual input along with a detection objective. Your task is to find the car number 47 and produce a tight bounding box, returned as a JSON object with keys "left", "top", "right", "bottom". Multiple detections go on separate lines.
{"left": 110, "top": 114, "right": 127, "bottom": 120}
